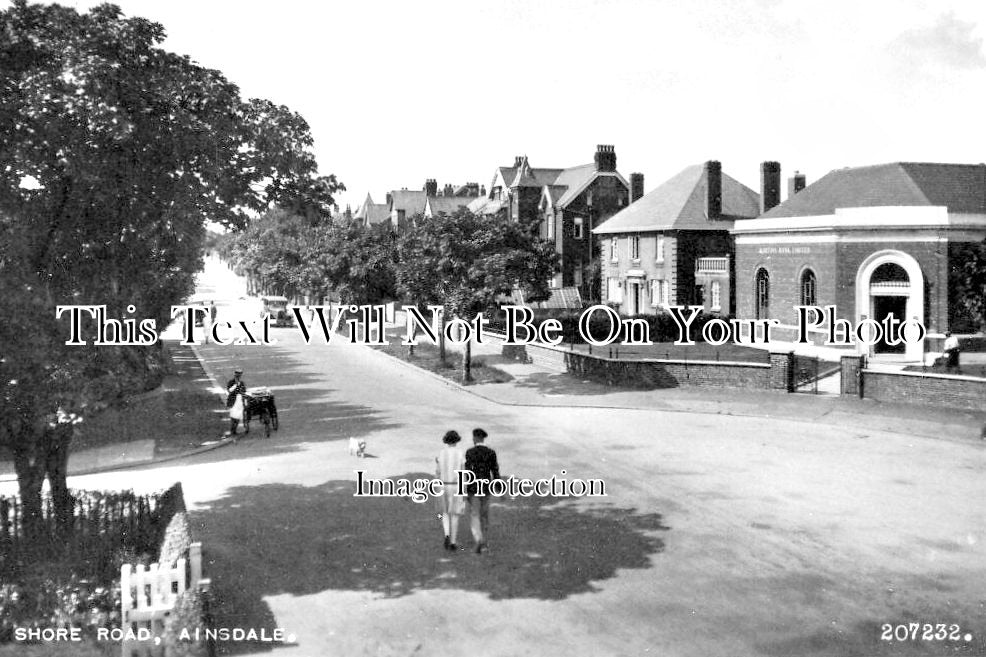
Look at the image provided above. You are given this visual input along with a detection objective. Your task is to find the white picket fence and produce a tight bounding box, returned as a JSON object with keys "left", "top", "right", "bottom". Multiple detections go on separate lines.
{"left": 121, "top": 542, "right": 209, "bottom": 657}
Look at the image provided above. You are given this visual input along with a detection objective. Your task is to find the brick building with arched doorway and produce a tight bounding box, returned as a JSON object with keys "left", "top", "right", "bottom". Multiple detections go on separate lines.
{"left": 732, "top": 163, "right": 986, "bottom": 362}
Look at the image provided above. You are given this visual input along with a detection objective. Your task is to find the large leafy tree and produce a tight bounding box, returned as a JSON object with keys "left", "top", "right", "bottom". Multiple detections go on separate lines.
{"left": 395, "top": 209, "right": 558, "bottom": 381}
{"left": 302, "top": 219, "right": 397, "bottom": 305}
{"left": 0, "top": 1, "right": 341, "bottom": 540}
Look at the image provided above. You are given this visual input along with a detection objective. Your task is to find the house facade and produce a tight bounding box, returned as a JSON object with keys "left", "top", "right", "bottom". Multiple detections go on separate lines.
{"left": 472, "top": 145, "right": 632, "bottom": 302}
{"left": 593, "top": 161, "right": 761, "bottom": 316}
{"left": 381, "top": 179, "right": 482, "bottom": 231}
{"left": 732, "top": 162, "right": 986, "bottom": 361}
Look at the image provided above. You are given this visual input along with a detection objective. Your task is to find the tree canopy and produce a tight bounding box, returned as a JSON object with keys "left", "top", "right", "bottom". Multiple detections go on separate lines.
{"left": 0, "top": 1, "right": 342, "bottom": 537}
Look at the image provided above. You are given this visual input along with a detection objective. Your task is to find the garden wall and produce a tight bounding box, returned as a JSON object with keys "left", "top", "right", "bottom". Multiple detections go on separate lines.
{"left": 861, "top": 369, "right": 986, "bottom": 411}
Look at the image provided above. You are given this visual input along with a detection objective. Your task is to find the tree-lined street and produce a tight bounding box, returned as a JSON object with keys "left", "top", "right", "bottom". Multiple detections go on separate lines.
{"left": 18, "top": 262, "right": 982, "bottom": 656}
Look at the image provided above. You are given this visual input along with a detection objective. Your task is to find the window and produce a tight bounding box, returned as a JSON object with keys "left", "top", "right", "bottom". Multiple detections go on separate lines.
{"left": 610, "top": 238, "right": 618, "bottom": 262}
{"left": 608, "top": 277, "right": 623, "bottom": 303}
{"left": 800, "top": 268, "right": 816, "bottom": 306}
{"left": 573, "top": 217, "right": 584, "bottom": 239}
{"left": 574, "top": 259, "right": 583, "bottom": 287}
{"left": 630, "top": 235, "right": 640, "bottom": 260}
{"left": 755, "top": 268, "right": 770, "bottom": 319}
{"left": 650, "top": 279, "right": 668, "bottom": 307}
{"left": 546, "top": 213, "right": 555, "bottom": 240}
{"left": 711, "top": 281, "right": 721, "bottom": 311}
{"left": 655, "top": 235, "right": 665, "bottom": 263}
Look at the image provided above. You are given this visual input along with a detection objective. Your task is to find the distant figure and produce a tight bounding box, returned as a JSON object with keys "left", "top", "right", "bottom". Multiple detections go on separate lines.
{"left": 436, "top": 430, "right": 467, "bottom": 551}
{"left": 465, "top": 428, "right": 500, "bottom": 554}
{"left": 943, "top": 331, "right": 960, "bottom": 371}
{"left": 226, "top": 368, "right": 247, "bottom": 436}
{"left": 209, "top": 301, "right": 217, "bottom": 325}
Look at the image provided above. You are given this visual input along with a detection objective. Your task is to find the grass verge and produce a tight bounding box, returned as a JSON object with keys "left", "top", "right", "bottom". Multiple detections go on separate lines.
{"left": 372, "top": 341, "right": 513, "bottom": 385}
{"left": 71, "top": 342, "right": 226, "bottom": 458}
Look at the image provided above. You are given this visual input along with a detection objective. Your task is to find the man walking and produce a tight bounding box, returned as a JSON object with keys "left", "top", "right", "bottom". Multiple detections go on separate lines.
{"left": 465, "top": 427, "right": 499, "bottom": 554}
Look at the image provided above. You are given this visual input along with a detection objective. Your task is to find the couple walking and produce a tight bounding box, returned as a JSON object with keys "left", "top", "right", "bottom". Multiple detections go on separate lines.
{"left": 436, "top": 428, "right": 499, "bottom": 554}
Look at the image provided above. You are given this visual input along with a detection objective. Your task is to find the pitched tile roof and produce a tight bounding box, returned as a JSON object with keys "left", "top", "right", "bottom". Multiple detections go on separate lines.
{"left": 424, "top": 196, "right": 471, "bottom": 216}
{"left": 504, "top": 286, "right": 583, "bottom": 310}
{"left": 389, "top": 190, "right": 428, "bottom": 216}
{"left": 554, "top": 163, "right": 599, "bottom": 207}
{"left": 594, "top": 164, "right": 760, "bottom": 234}
{"left": 468, "top": 196, "right": 508, "bottom": 215}
{"left": 497, "top": 166, "right": 566, "bottom": 189}
{"left": 354, "top": 193, "right": 390, "bottom": 225}
{"left": 763, "top": 163, "right": 986, "bottom": 218}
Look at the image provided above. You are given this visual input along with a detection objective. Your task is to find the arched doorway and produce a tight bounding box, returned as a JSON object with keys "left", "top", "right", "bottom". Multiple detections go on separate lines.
{"left": 855, "top": 251, "right": 925, "bottom": 361}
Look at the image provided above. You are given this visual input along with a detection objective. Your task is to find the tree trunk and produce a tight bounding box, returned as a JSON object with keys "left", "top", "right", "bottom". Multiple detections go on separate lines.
{"left": 439, "top": 313, "right": 446, "bottom": 364}
{"left": 45, "top": 426, "right": 74, "bottom": 538}
{"left": 462, "top": 338, "right": 472, "bottom": 383}
{"left": 12, "top": 436, "right": 46, "bottom": 546}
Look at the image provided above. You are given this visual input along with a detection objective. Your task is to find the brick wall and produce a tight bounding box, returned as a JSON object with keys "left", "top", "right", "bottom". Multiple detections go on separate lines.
{"left": 563, "top": 351, "right": 772, "bottom": 389}
{"left": 735, "top": 241, "right": 838, "bottom": 324}
{"left": 735, "top": 239, "right": 949, "bottom": 330}
{"left": 862, "top": 369, "right": 986, "bottom": 411}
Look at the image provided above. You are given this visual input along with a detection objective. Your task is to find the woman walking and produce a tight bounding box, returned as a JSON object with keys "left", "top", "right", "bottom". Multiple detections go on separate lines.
{"left": 435, "top": 430, "right": 467, "bottom": 551}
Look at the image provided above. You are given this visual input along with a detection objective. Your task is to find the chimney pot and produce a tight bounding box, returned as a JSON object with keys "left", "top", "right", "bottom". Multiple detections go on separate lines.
{"left": 705, "top": 161, "right": 722, "bottom": 220}
{"left": 787, "top": 171, "right": 806, "bottom": 198}
{"left": 594, "top": 144, "right": 617, "bottom": 172}
{"left": 630, "top": 172, "right": 645, "bottom": 203}
{"left": 424, "top": 179, "right": 438, "bottom": 197}
{"left": 760, "top": 161, "right": 781, "bottom": 214}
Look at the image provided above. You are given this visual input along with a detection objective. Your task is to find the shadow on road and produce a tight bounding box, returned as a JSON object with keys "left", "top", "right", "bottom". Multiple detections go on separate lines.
{"left": 192, "top": 476, "right": 669, "bottom": 655}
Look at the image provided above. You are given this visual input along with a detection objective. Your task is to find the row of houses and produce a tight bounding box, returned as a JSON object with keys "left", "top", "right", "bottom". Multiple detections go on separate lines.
{"left": 354, "top": 146, "right": 986, "bottom": 361}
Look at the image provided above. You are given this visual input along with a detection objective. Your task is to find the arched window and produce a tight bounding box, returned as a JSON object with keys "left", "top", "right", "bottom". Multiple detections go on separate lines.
{"left": 755, "top": 268, "right": 770, "bottom": 319}
{"left": 800, "top": 268, "right": 817, "bottom": 306}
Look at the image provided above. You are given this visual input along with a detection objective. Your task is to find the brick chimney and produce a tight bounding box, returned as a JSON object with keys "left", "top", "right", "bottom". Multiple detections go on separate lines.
{"left": 705, "top": 161, "right": 722, "bottom": 220}
{"left": 514, "top": 156, "right": 523, "bottom": 167}
{"left": 788, "top": 171, "right": 806, "bottom": 198}
{"left": 760, "top": 161, "right": 781, "bottom": 214}
{"left": 630, "top": 172, "right": 645, "bottom": 203}
{"left": 594, "top": 144, "right": 616, "bottom": 172}
{"left": 424, "top": 179, "right": 438, "bottom": 197}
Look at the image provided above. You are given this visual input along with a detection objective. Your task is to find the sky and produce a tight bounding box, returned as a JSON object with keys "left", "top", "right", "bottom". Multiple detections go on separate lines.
{"left": 22, "top": 0, "right": 986, "bottom": 211}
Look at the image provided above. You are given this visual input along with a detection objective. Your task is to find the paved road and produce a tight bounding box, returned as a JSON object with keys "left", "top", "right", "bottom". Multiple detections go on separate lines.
{"left": 50, "top": 318, "right": 986, "bottom": 657}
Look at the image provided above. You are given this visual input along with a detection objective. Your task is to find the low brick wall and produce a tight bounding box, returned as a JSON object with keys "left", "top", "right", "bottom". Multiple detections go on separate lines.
{"left": 563, "top": 351, "right": 772, "bottom": 389}
{"left": 862, "top": 369, "right": 986, "bottom": 411}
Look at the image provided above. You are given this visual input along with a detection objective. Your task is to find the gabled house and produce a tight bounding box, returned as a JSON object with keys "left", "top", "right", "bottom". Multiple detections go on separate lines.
{"left": 593, "top": 161, "right": 761, "bottom": 316}
{"left": 353, "top": 193, "right": 390, "bottom": 228}
{"left": 474, "top": 145, "right": 633, "bottom": 301}
{"left": 385, "top": 179, "right": 482, "bottom": 231}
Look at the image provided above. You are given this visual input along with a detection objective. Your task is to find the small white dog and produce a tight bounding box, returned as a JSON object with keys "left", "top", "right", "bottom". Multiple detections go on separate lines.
{"left": 348, "top": 436, "right": 367, "bottom": 457}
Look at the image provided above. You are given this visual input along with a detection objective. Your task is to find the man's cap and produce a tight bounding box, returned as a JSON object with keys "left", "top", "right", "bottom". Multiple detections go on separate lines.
{"left": 234, "top": 368, "right": 243, "bottom": 374}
